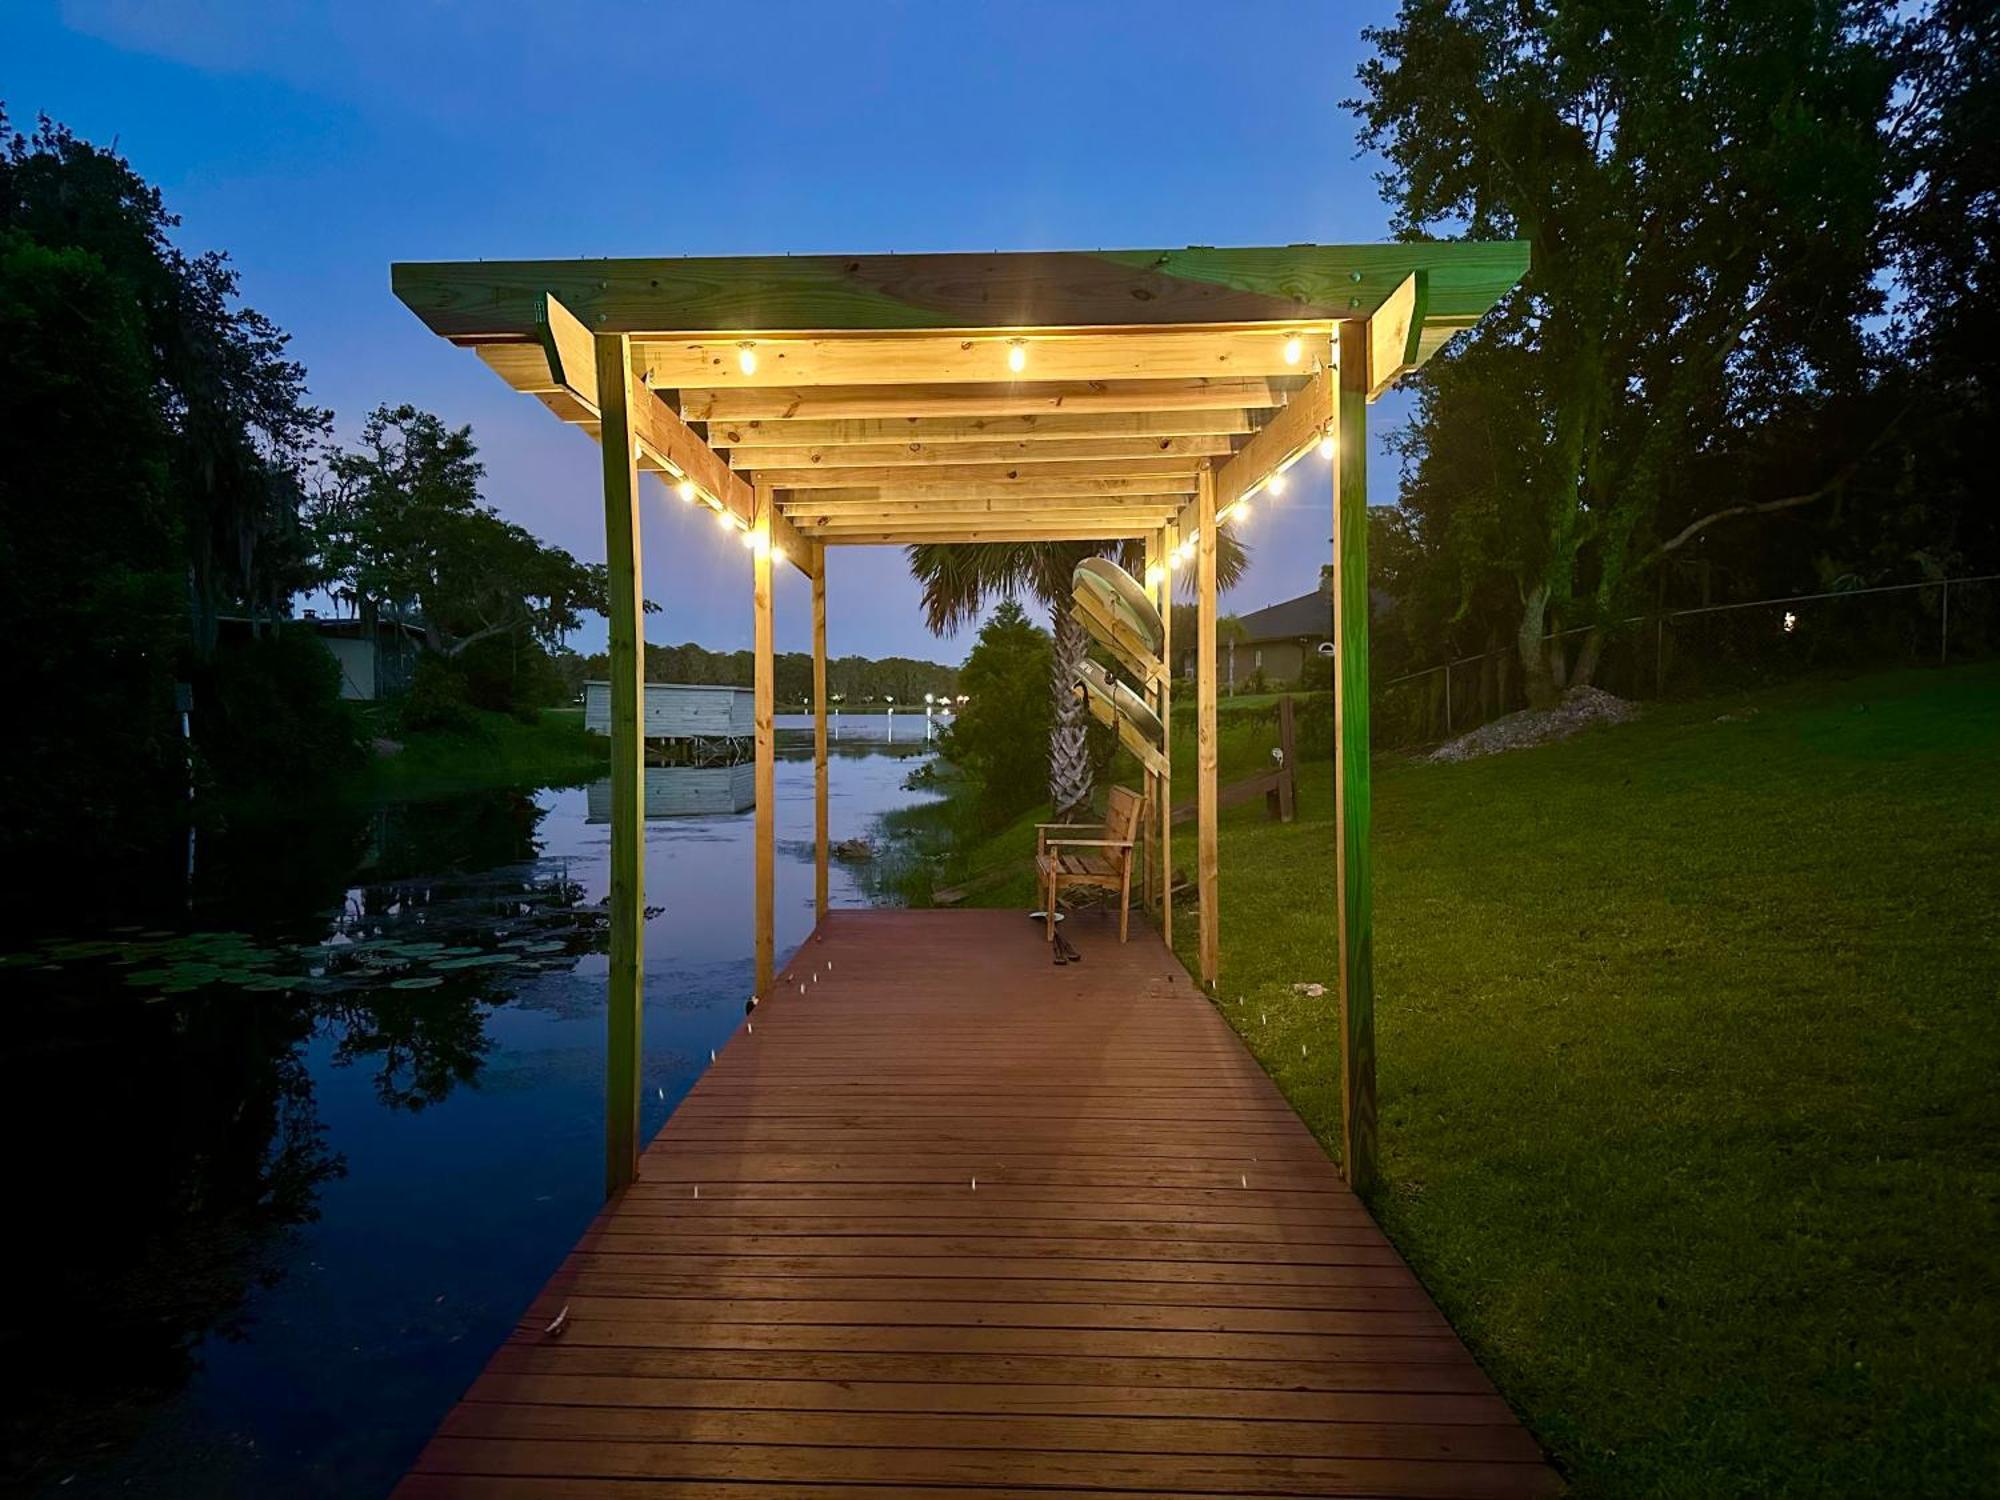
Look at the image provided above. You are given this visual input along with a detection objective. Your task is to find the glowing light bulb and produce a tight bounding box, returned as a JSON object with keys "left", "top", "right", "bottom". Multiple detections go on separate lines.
{"left": 1234, "top": 500, "right": 1251, "bottom": 522}
{"left": 740, "top": 526, "right": 757, "bottom": 549}
{"left": 1007, "top": 340, "right": 1027, "bottom": 374}
{"left": 676, "top": 479, "right": 696, "bottom": 503}
{"left": 1144, "top": 563, "right": 1165, "bottom": 587}
{"left": 714, "top": 506, "right": 734, "bottom": 529}
{"left": 737, "top": 343, "right": 758, "bottom": 375}
{"left": 1268, "top": 471, "right": 1288, "bottom": 495}
{"left": 1282, "top": 334, "right": 1302, "bottom": 366}
{"left": 1167, "top": 552, "right": 1182, "bottom": 572}
{"left": 1319, "top": 434, "right": 1335, "bottom": 460}
{"left": 769, "top": 543, "right": 785, "bottom": 566}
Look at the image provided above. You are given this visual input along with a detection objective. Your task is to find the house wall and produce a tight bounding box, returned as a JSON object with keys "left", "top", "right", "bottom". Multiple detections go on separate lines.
{"left": 323, "top": 637, "right": 376, "bottom": 701}
{"left": 584, "top": 681, "right": 756, "bottom": 738}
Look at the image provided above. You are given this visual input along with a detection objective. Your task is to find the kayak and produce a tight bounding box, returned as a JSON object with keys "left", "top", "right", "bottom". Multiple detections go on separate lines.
{"left": 1073, "top": 558, "right": 1164, "bottom": 655}
{"left": 1077, "top": 660, "right": 1165, "bottom": 745}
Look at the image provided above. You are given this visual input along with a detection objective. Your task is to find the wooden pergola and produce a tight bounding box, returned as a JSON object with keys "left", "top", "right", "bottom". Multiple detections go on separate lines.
{"left": 393, "top": 243, "right": 1528, "bottom": 1195}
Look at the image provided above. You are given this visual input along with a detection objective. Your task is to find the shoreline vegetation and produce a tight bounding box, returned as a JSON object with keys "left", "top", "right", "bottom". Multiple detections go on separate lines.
{"left": 351, "top": 707, "right": 604, "bottom": 800}
{"left": 874, "top": 664, "right": 2000, "bottom": 1498}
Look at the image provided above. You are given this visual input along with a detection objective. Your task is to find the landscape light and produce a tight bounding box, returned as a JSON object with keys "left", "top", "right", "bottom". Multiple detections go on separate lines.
{"left": 1283, "top": 334, "right": 1303, "bottom": 366}
{"left": 1007, "top": 340, "right": 1027, "bottom": 374}
{"left": 676, "top": 479, "right": 696, "bottom": 503}
{"left": 737, "top": 342, "right": 758, "bottom": 375}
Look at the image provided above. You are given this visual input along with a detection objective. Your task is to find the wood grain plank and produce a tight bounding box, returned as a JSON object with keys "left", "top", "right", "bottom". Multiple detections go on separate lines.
{"left": 393, "top": 909, "right": 1553, "bottom": 1497}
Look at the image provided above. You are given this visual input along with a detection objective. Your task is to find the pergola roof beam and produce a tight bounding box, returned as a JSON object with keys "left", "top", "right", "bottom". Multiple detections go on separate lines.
{"left": 392, "top": 242, "right": 1531, "bottom": 339}
{"left": 637, "top": 328, "right": 1326, "bottom": 390}
{"left": 687, "top": 381, "right": 1282, "bottom": 427}
{"left": 748, "top": 456, "right": 1205, "bottom": 490}
{"left": 781, "top": 495, "right": 1186, "bottom": 518}
{"left": 725, "top": 435, "right": 1236, "bottom": 469}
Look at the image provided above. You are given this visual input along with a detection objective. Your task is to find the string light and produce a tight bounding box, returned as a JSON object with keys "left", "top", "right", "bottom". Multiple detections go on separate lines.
{"left": 1282, "top": 334, "right": 1303, "bottom": 366}
{"left": 1144, "top": 563, "right": 1165, "bottom": 587}
{"left": 1268, "top": 471, "right": 1288, "bottom": 495}
{"left": 714, "top": 506, "right": 734, "bottom": 529}
{"left": 769, "top": 543, "right": 786, "bottom": 566}
{"left": 1319, "top": 432, "right": 1336, "bottom": 461}
{"left": 740, "top": 527, "right": 757, "bottom": 549}
{"left": 1007, "top": 339, "right": 1027, "bottom": 374}
{"left": 1233, "top": 499, "right": 1252, "bottom": 522}
{"left": 737, "top": 342, "right": 758, "bottom": 375}
{"left": 1167, "top": 551, "right": 1182, "bottom": 572}
{"left": 676, "top": 479, "right": 696, "bottom": 503}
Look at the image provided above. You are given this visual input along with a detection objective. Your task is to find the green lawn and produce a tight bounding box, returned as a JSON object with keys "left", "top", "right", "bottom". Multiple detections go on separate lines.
{"left": 352, "top": 706, "right": 604, "bottom": 798}
{"left": 918, "top": 664, "right": 2000, "bottom": 1497}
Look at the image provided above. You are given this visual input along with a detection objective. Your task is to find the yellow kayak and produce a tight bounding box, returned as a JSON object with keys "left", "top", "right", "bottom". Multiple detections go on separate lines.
{"left": 1073, "top": 558, "right": 1164, "bottom": 656}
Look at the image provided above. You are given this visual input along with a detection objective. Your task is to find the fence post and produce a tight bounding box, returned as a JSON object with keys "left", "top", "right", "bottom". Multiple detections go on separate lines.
{"left": 1941, "top": 580, "right": 1949, "bottom": 664}
{"left": 1444, "top": 660, "right": 1453, "bottom": 734}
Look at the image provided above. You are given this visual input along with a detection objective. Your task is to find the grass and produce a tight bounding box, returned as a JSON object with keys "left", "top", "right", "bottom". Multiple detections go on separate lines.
{"left": 351, "top": 706, "right": 605, "bottom": 798}
{"left": 909, "top": 664, "right": 1999, "bottom": 1497}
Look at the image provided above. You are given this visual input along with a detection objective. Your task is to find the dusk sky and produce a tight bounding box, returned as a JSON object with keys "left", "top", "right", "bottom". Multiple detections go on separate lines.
{"left": 7, "top": 0, "right": 1414, "bottom": 662}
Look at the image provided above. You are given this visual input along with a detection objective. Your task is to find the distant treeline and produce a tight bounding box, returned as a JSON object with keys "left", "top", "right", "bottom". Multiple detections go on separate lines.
{"left": 571, "top": 641, "right": 958, "bottom": 705}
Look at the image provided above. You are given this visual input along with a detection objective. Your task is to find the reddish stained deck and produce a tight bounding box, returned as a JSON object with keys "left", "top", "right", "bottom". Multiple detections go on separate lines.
{"left": 395, "top": 908, "right": 1559, "bottom": 1499}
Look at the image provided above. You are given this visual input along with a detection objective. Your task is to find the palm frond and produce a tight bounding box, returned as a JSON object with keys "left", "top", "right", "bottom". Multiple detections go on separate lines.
{"left": 906, "top": 526, "right": 1252, "bottom": 637}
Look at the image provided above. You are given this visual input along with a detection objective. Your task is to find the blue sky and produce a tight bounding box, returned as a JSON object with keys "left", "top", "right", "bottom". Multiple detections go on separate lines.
{"left": 6, "top": 0, "right": 1413, "bottom": 662}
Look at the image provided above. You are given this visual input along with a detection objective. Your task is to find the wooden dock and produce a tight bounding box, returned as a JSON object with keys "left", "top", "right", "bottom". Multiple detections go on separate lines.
{"left": 396, "top": 909, "right": 1560, "bottom": 1498}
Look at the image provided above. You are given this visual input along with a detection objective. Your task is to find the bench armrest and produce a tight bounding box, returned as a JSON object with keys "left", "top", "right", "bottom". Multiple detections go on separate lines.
{"left": 1037, "top": 820, "right": 1103, "bottom": 854}
{"left": 1045, "top": 836, "right": 1134, "bottom": 850}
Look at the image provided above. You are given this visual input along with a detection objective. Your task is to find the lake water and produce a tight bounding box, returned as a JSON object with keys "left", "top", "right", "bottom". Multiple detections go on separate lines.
{"left": 1, "top": 734, "right": 936, "bottom": 1496}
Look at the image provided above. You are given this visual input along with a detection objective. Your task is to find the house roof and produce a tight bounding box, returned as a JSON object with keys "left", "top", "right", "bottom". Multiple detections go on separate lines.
{"left": 1236, "top": 587, "right": 1333, "bottom": 644}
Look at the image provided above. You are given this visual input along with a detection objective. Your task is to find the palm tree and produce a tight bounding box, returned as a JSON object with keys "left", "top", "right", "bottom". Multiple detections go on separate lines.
{"left": 908, "top": 535, "right": 1246, "bottom": 818}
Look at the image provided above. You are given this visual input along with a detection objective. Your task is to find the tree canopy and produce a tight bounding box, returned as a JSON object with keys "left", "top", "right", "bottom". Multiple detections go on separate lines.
{"left": 1352, "top": 0, "right": 1953, "bottom": 703}
{"left": 313, "top": 404, "right": 614, "bottom": 662}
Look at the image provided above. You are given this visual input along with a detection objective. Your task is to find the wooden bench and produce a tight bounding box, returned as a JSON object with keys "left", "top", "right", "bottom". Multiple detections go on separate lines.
{"left": 1035, "top": 784, "right": 1144, "bottom": 944}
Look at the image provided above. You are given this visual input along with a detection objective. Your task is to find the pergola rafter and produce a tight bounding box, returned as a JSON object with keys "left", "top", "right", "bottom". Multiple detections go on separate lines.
{"left": 393, "top": 239, "right": 1529, "bottom": 1200}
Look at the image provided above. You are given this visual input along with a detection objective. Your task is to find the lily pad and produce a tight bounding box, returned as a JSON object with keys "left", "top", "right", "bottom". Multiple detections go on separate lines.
{"left": 390, "top": 976, "right": 444, "bottom": 991}
{"left": 429, "top": 953, "right": 519, "bottom": 971}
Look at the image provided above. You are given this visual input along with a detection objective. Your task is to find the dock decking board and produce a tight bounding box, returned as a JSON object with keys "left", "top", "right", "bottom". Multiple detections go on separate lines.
{"left": 397, "top": 909, "right": 1558, "bottom": 1498}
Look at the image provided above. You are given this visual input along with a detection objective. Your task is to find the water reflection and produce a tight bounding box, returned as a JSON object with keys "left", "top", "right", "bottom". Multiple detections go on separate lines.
{"left": 1, "top": 743, "right": 935, "bottom": 1496}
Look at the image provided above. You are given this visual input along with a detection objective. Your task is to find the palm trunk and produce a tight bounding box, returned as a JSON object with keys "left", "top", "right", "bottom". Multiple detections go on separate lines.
{"left": 1048, "top": 603, "right": 1093, "bottom": 818}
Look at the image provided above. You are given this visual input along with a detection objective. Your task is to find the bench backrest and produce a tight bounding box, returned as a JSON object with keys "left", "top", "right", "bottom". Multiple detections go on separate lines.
{"left": 1104, "top": 785, "right": 1144, "bottom": 846}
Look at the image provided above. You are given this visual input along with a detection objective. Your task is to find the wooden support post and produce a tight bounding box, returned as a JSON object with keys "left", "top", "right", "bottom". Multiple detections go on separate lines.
{"left": 812, "top": 542, "right": 829, "bottom": 922}
{"left": 594, "top": 331, "right": 645, "bottom": 1199}
{"left": 1196, "top": 468, "right": 1219, "bottom": 987}
{"left": 753, "top": 481, "right": 776, "bottom": 997}
{"left": 1157, "top": 524, "right": 1175, "bottom": 946}
{"left": 1270, "top": 694, "right": 1297, "bottom": 822}
{"left": 1333, "top": 321, "right": 1378, "bottom": 1195}
{"left": 1152, "top": 536, "right": 1168, "bottom": 916}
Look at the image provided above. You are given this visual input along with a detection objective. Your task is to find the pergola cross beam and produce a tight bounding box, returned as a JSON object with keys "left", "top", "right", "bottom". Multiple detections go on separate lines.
{"left": 539, "top": 294, "right": 816, "bottom": 577}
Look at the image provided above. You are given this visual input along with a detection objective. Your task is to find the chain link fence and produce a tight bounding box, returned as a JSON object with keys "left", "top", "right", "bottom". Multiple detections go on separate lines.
{"left": 1378, "top": 575, "right": 1998, "bottom": 750}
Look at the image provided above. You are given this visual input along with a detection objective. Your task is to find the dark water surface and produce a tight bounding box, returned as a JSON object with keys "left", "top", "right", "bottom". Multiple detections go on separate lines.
{"left": 2, "top": 732, "right": 933, "bottom": 1496}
